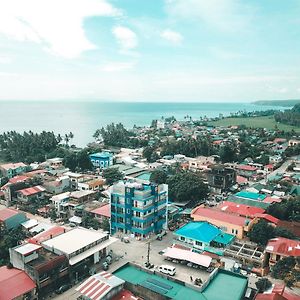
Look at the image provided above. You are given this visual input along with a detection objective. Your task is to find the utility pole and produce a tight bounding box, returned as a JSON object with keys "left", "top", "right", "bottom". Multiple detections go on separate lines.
{"left": 146, "top": 241, "right": 150, "bottom": 265}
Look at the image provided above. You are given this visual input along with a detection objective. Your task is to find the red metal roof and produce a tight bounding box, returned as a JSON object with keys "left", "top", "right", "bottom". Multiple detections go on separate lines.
{"left": 266, "top": 237, "right": 300, "bottom": 257}
{"left": 112, "top": 289, "right": 142, "bottom": 300}
{"left": 17, "top": 185, "right": 45, "bottom": 196}
{"left": 0, "top": 266, "right": 36, "bottom": 300}
{"left": 218, "top": 201, "right": 265, "bottom": 218}
{"left": 192, "top": 206, "right": 248, "bottom": 226}
{"left": 254, "top": 213, "right": 279, "bottom": 224}
{"left": 237, "top": 165, "right": 257, "bottom": 171}
{"left": 255, "top": 284, "right": 300, "bottom": 300}
{"left": 91, "top": 204, "right": 111, "bottom": 218}
{"left": 76, "top": 271, "right": 123, "bottom": 300}
{"left": 28, "top": 226, "right": 66, "bottom": 244}
{"left": 9, "top": 175, "right": 29, "bottom": 184}
{"left": 264, "top": 197, "right": 282, "bottom": 204}
{"left": 236, "top": 175, "right": 248, "bottom": 184}
{"left": 0, "top": 208, "right": 20, "bottom": 221}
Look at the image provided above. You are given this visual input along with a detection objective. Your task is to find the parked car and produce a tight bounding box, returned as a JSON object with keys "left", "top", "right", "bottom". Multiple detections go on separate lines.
{"left": 158, "top": 265, "right": 176, "bottom": 276}
{"left": 55, "top": 284, "right": 71, "bottom": 294}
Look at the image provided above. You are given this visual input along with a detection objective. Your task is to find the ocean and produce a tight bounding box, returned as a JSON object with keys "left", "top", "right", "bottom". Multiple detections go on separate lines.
{"left": 0, "top": 101, "right": 286, "bottom": 147}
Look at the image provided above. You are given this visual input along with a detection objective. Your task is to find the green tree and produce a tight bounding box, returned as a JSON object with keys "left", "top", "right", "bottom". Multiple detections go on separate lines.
{"left": 0, "top": 226, "right": 26, "bottom": 266}
{"left": 143, "top": 146, "right": 158, "bottom": 162}
{"left": 219, "top": 144, "right": 237, "bottom": 163}
{"left": 150, "top": 170, "right": 168, "bottom": 184}
{"left": 49, "top": 208, "right": 57, "bottom": 221}
{"left": 82, "top": 214, "right": 100, "bottom": 230}
{"left": 167, "top": 171, "right": 208, "bottom": 206}
{"left": 255, "top": 278, "right": 272, "bottom": 292}
{"left": 101, "top": 218, "right": 110, "bottom": 232}
{"left": 248, "top": 220, "right": 275, "bottom": 245}
{"left": 103, "top": 168, "right": 124, "bottom": 186}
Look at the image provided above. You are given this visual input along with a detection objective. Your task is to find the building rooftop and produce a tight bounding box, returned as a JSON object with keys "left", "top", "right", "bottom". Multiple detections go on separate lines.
{"left": 265, "top": 237, "right": 300, "bottom": 257}
{"left": 28, "top": 226, "right": 66, "bottom": 244}
{"left": 14, "top": 243, "right": 42, "bottom": 255}
{"left": 227, "top": 195, "right": 270, "bottom": 209}
{"left": 91, "top": 204, "right": 111, "bottom": 218}
{"left": 17, "top": 185, "right": 45, "bottom": 196}
{"left": 0, "top": 266, "right": 36, "bottom": 300}
{"left": 235, "top": 191, "right": 266, "bottom": 201}
{"left": 76, "top": 271, "right": 124, "bottom": 300}
{"left": 90, "top": 152, "right": 113, "bottom": 158}
{"left": 0, "top": 162, "right": 27, "bottom": 170}
{"left": 71, "top": 190, "right": 96, "bottom": 199}
{"left": 218, "top": 201, "right": 265, "bottom": 218}
{"left": 202, "top": 269, "right": 248, "bottom": 300}
{"left": 192, "top": 207, "right": 248, "bottom": 227}
{"left": 114, "top": 264, "right": 206, "bottom": 300}
{"left": 175, "top": 221, "right": 225, "bottom": 244}
{"left": 0, "top": 208, "right": 20, "bottom": 221}
{"left": 42, "top": 227, "right": 108, "bottom": 255}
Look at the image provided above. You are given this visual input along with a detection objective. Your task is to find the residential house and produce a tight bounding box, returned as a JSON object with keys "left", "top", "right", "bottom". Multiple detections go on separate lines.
{"left": 174, "top": 221, "right": 235, "bottom": 256}
{"left": 288, "top": 139, "right": 300, "bottom": 147}
{"left": 0, "top": 207, "right": 27, "bottom": 229}
{"left": 110, "top": 181, "right": 168, "bottom": 238}
{"left": 0, "top": 175, "right": 31, "bottom": 206}
{"left": 91, "top": 203, "right": 110, "bottom": 225}
{"left": 9, "top": 242, "right": 69, "bottom": 291}
{"left": 0, "top": 266, "right": 37, "bottom": 300}
{"left": 236, "top": 164, "right": 257, "bottom": 178}
{"left": 256, "top": 283, "right": 300, "bottom": 300}
{"left": 90, "top": 152, "right": 113, "bottom": 169}
{"left": 63, "top": 171, "right": 84, "bottom": 189}
{"left": 43, "top": 175, "right": 70, "bottom": 194}
{"left": 191, "top": 206, "right": 254, "bottom": 239}
{"left": 77, "top": 177, "right": 104, "bottom": 191}
{"left": 265, "top": 237, "right": 300, "bottom": 268}
{"left": 16, "top": 185, "right": 46, "bottom": 203}
{"left": 217, "top": 201, "right": 265, "bottom": 218}
{"left": 0, "top": 162, "right": 28, "bottom": 179}
{"left": 188, "top": 156, "right": 215, "bottom": 171}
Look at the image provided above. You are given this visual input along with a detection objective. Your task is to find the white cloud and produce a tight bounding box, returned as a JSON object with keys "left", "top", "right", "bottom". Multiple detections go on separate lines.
{"left": 0, "top": 55, "right": 12, "bottom": 64}
{"left": 0, "top": 0, "right": 121, "bottom": 58}
{"left": 102, "top": 61, "right": 136, "bottom": 72}
{"left": 112, "top": 26, "right": 138, "bottom": 50}
{"left": 161, "top": 29, "right": 183, "bottom": 44}
{"left": 165, "top": 0, "right": 253, "bottom": 32}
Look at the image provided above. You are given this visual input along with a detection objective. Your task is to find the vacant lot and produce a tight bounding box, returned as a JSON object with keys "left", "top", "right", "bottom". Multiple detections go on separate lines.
{"left": 209, "top": 115, "right": 300, "bottom": 132}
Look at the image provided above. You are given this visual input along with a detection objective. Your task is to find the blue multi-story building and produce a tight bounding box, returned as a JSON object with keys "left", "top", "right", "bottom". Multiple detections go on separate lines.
{"left": 89, "top": 152, "right": 113, "bottom": 169}
{"left": 110, "top": 181, "right": 168, "bottom": 238}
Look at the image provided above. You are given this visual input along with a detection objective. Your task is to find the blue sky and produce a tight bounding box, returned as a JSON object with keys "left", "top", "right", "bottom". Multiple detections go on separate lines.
{"left": 0, "top": 0, "right": 299, "bottom": 102}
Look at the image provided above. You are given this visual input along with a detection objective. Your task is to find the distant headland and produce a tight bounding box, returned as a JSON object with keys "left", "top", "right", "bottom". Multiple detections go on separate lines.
{"left": 252, "top": 99, "right": 300, "bottom": 107}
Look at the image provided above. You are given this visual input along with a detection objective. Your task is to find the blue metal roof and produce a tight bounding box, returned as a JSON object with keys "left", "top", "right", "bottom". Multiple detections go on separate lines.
{"left": 174, "top": 222, "right": 221, "bottom": 243}
{"left": 235, "top": 191, "right": 266, "bottom": 201}
{"left": 89, "top": 152, "right": 112, "bottom": 159}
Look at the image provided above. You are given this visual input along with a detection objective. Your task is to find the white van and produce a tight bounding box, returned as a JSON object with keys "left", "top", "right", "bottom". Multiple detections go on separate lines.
{"left": 158, "top": 265, "right": 176, "bottom": 276}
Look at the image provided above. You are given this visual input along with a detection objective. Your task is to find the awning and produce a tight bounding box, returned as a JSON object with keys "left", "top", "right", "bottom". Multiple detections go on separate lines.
{"left": 69, "top": 237, "right": 117, "bottom": 265}
{"left": 163, "top": 247, "right": 212, "bottom": 268}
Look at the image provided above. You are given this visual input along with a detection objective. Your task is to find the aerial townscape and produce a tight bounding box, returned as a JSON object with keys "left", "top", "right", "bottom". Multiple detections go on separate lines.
{"left": 1, "top": 1, "right": 300, "bottom": 299}
{"left": 0, "top": 107, "right": 300, "bottom": 300}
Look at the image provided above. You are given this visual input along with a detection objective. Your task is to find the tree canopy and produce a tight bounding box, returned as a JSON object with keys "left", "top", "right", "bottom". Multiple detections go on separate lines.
{"left": 248, "top": 220, "right": 295, "bottom": 245}
{"left": 267, "top": 198, "right": 300, "bottom": 221}
{"left": 150, "top": 170, "right": 168, "bottom": 184}
{"left": 167, "top": 171, "right": 208, "bottom": 206}
{"left": 0, "top": 131, "right": 61, "bottom": 163}
{"left": 103, "top": 168, "right": 124, "bottom": 186}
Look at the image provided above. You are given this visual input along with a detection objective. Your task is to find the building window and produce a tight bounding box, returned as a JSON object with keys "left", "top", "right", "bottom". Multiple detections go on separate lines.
{"left": 195, "top": 241, "right": 202, "bottom": 246}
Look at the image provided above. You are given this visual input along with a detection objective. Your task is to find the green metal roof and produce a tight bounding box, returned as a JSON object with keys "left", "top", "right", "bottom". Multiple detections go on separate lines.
{"left": 213, "top": 232, "right": 235, "bottom": 245}
{"left": 202, "top": 270, "right": 248, "bottom": 300}
{"left": 235, "top": 191, "right": 266, "bottom": 201}
{"left": 114, "top": 264, "right": 206, "bottom": 300}
{"left": 227, "top": 195, "right": 269, "bottom": 209}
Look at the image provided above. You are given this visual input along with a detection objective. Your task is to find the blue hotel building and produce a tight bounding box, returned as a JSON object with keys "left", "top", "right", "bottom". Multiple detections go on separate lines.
{"left": 89, "top": 152, "right": 113, "bottom": 169}
{"left": 110, "top": 181, "right": 168, "bottom": 238}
